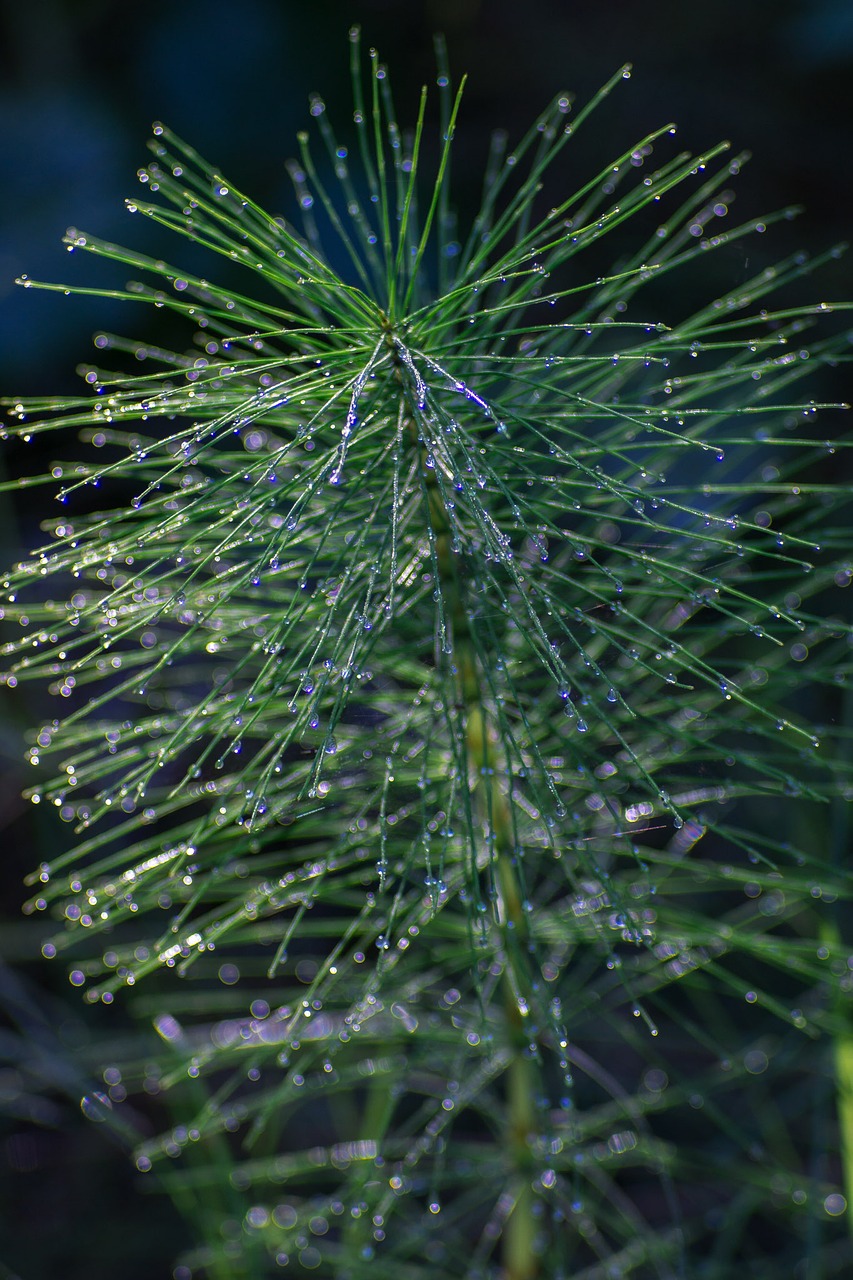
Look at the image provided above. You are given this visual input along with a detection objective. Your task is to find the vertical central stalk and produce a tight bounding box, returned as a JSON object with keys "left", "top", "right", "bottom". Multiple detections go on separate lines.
{"left": 465, "top": 698, "right": 538, "bottom": 1280}
{"left": 392, "top": 360, "right": 539, "bottom": 1279}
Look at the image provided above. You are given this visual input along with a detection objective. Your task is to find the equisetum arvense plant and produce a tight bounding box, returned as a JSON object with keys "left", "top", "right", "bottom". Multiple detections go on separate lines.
{"left": 2, "top": 29, "right": 852, "bottom": 1280}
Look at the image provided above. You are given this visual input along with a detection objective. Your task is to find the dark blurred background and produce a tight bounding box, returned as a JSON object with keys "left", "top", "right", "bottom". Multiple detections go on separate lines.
{"left": 0, "top": 1, "right": 850, "bottom": 1276}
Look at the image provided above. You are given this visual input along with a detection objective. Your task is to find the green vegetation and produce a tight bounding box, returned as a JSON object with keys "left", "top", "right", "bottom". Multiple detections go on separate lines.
{"left": 2, "top": 29, "right": 852, "bottom": 1278}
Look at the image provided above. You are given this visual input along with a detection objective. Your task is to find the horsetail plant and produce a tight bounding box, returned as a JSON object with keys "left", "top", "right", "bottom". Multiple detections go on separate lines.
{"left": 3, "top": 29, "right": 853, "bottom": 1280}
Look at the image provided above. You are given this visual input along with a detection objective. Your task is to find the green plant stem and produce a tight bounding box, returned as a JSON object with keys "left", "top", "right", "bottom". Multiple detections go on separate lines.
{"left": 163, "top": 1072, "right": 257, "bottom": 1280}
{"left": 341, "top": 1072, "right": 399, "bottom": 1266}
{"left": 473, "top": 719, "right": 538, "bottom": 1280}
{"left": 830, "top": 997, "right": 853, "bottom": 1242}
{"left": 821, "top": 677, "right": 853, "bottom": 1243}
{"left": 394, "top": 353, "right": 540, "bottom": 1278}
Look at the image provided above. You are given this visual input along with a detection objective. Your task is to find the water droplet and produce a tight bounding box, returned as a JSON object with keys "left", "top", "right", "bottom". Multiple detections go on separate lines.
{"left": 81, "top": 1092, "right": 112, "bottom": 1122}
